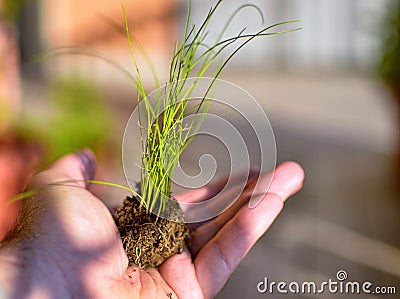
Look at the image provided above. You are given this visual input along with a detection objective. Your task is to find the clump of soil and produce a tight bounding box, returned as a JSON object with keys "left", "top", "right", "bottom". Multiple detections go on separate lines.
{"left": 113, "top": 196, "right": 189, "bottom": 268}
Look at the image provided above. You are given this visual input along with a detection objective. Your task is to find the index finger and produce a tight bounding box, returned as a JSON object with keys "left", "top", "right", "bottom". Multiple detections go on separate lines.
{"left": 188, "top": 161, "right": 304, "bottom": 256}
{"left": 194, "top": 162, "right": 304, "bottom": 298}
{"left": 174, "top": 168, "right": 259, "bottom": 204}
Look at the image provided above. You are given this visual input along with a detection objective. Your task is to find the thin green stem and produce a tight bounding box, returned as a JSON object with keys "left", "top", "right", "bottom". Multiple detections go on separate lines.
{"left": 126, "top": 1, "right": 300, "bottom": 216}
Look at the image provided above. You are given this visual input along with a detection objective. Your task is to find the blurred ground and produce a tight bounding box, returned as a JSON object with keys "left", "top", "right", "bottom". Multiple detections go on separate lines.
{"left": 217, "top": 73, "right": 400, "bottom": 298}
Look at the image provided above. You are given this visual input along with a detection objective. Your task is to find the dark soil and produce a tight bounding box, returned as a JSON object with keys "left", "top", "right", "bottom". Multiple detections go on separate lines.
{"left": 113, "top": 196, "right": 189, "bottom": 268}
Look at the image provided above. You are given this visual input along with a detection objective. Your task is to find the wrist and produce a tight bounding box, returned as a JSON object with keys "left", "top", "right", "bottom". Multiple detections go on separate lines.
{"left": 0, "top": 239, "right": 30, "bottom": 298}
{"left": 0, "top": 239, "right": 69, "bottom": 299}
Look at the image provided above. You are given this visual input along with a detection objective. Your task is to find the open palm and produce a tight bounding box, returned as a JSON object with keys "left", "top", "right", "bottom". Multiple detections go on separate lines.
{"left": 0, "top": 151, "right": 304, "bottom": 299}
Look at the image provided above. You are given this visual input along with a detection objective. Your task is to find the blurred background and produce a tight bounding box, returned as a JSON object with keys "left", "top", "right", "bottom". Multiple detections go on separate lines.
{"left": 1, "top": 0, "right": 399, "bottom": 297}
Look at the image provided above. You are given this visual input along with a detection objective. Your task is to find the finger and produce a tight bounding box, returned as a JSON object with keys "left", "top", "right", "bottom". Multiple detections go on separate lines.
{"left": 253, "top": 161, "right": 304, "bottom": 206}
{"left": 30, "top": 149, "right": 96, "bottom": 190}
{"left": 194, "top": 162, "right": 304, "bottom": 298}
{"left": 159, "top": 249, "right": 204, "bottom": 299}
{"left": 218, "top": 161, "right": 304, "bottom": 222}
{"left": 189, "top": 162, "right": 304, "bottom": 256}
{"left": 175, "top": 168, "right": 259, "bottom": 203}
{"left": 188, "top": 175, "right": 258, "bottom": 256}
{"left": 195, "top": 194, "right": 283, "bottom": 298}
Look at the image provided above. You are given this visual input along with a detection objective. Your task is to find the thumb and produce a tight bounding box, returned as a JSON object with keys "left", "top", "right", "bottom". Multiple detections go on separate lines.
{"left": 30, "top": 150, "right": 97, "bottom": 190}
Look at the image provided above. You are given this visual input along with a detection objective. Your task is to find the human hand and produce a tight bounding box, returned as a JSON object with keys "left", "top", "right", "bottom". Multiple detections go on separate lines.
{"left": 0, "top": 151, "right": 304, "bottom": 299}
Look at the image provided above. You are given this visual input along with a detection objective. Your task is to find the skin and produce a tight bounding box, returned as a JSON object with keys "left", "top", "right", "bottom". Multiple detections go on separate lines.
{"left": 0, "top": 151, "right": 304, "bottom": 299}
{"left": 0, "top": 138, "right": 39, "bottom": 239}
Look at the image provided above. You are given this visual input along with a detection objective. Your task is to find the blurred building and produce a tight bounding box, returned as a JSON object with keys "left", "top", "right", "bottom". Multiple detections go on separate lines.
{"left": 31, "top": 0, "right": 178, "bottom": 86}
{"left": 188, "top": 0, "right": 391, "bottom": 72}
{"left": 21, "top": 0, "right": 392, "bottom": 78}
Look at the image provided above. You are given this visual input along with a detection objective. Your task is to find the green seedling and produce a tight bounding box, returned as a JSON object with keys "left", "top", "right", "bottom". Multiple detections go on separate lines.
{"left": 125, "top": 0, "right": 300, "bottom": 216}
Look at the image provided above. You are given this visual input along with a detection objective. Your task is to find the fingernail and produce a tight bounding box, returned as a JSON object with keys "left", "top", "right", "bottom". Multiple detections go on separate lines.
{"left": 75, "top": 149, "right": 96, "bottom": 181}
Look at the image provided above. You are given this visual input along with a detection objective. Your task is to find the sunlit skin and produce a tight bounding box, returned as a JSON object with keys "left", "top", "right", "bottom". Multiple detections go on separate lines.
{"left": 0, "top": 139, "right": 39, "bottom": 239}
{"left": 0, "top": 151, "right": 304, "bottom": 298}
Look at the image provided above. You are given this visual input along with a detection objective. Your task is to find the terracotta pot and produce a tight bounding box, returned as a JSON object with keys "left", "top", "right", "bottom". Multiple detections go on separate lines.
{"left": 0, "top": 21, "right": 20, "bottom": 133}
{"left": 0, "top": 136, "right": 40, "bottom": 240}
{"left": 0, "top": 19, "right": 41, "bottom": 239}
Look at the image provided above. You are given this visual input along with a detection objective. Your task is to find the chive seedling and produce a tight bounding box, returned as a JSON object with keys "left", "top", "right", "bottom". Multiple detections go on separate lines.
{"left": 124, "top": 0, "right": 300, "bottom": 217}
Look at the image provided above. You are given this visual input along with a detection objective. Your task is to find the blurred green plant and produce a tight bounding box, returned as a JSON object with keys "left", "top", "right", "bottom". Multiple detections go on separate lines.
{"left": 20, "top": 77, "right": 113, "bottom": 164}
{"left": 0, "top": 98, "right": 12, "bottom": 130}
{"left": 0, "top": 0, "right": 29, "bottom": 21}
{"left": 379, "top": 0, "right": 400, "bottom": 85}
